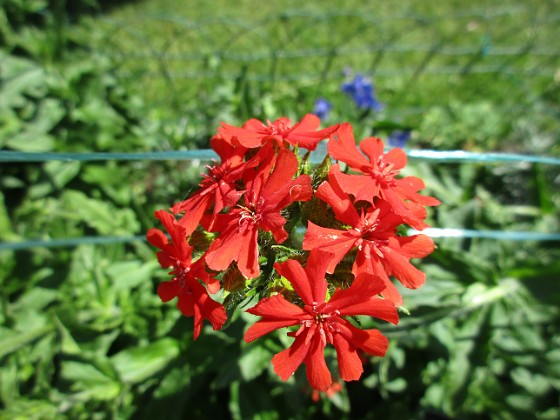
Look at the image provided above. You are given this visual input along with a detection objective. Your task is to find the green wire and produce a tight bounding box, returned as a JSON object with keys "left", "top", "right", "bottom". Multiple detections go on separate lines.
{"left": 1, "top": 148, "right": 558, "bottom": 250}
{"left": 1, "top": 149, "right": 559, "bottom": 165}
{"left": 1, "top": 230, "right": 558, "bottom": 251}
{"left": 0, "top": 236, "right": 147, "bottom": 251}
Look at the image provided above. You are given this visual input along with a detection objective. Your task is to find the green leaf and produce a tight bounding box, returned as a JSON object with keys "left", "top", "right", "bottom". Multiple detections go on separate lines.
{"left": 0, "top": 54, "right": 47, "bottom": 108}
{"left": 0, "top": 192, "right": 17, "bottom": 241}
{"left": 511, "top": 367, "right": 551, "bottom": 397}
{"left": 105, "top": 260, "right": 157, "bottom": 291}
{"left": 111, "top": 338, "right": 180, "bottom": 384}
{"left": 0, "top": 399, "right": 59, "bottom": 420}
{"left": 61, "top": 360, "right": 121, "bottom": 401}
{"left": 4, "top": 131, "right": 55, "bottom": 152}
{"left": 45, "top": 161, "right": 81, "bottom": 189}
{"left": 62, "top": 190, "right": 140, "bottom": 235}
{"left": 229, "top": 381, "right": 280, "bottom": 420}
{"left": 238, "top": 340, "right": 274, "bottom": 381}
{"left": 0, "top": 325, "right": 53, "bottom": 359}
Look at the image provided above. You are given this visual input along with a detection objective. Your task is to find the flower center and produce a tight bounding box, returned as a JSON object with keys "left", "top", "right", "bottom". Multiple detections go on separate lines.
{"left": 237, "top": 205, "right": 261, "bottom": 227}
{"left": 175, "top": 266, "right": 191, "bottom": 289}
{"left": 202, "top": 161, "right": 228, "bottom": 183}
{"left": 353, "top": 213, "right": 388, "bottom": 257}
{"left": 266, "top": 120, "right": 290, "bottom": 138}
{"left": 370, "top": 159, "right": 398, "bottom": 183}
{"left": 299, "top": 304, "right": 341, "bottom": 345}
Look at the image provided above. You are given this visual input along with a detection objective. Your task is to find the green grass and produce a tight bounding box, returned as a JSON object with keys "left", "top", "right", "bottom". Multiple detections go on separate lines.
{"left": 81, "top": 0, "right": 560, "bottom": 153}
{"left": 1, "top": 1, "right": 560, "bottom": 418}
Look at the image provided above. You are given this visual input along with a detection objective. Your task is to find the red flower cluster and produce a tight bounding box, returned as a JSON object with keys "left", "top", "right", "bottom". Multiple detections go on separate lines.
{"left": 148, "top": 115, "right": 439, "bottom": 390}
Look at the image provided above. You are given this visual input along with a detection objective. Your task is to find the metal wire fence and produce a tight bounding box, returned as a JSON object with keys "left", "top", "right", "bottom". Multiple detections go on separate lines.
{"left": 1, "top": 148, "right": 559, "bottom": 250}
{"left": 2, "top": 3, "right": 560, "bottom": 250}
{"left": 93, "top": 4, "right": 560, "bottom": 120}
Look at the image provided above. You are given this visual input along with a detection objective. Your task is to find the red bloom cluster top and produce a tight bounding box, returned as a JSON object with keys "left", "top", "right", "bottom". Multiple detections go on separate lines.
{"left": 147, "top": 114, "right": 440, "bottom": 392}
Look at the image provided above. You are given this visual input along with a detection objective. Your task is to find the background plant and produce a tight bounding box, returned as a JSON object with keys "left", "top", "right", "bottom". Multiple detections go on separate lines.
{"left": 1, "top": 0, "right": 559, "bottom": 418}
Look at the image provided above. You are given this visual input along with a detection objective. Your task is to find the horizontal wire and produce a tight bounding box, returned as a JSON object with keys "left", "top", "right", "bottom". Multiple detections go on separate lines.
{"left": 405, "top": 150, "right": 560, "bottom": 165}
{"left": 1, "top": 149, "right": 559, "bottom": 165}
{"left": 114, "top": 65, "right": 557, "bottom": 82}
{"left": 1, "top": 228, "right": 559, "bottom": 251}
{"left": 105, "top": 45, "right": 560, "bottom": 62}
{"left": 0, "top": 235, "right": 147, "bottom": 251}
{"left": 408, "top": 228, "right": 560, "bottom": 241}
{"left": 0, "top": 150, "right": 218, "bottom": 162}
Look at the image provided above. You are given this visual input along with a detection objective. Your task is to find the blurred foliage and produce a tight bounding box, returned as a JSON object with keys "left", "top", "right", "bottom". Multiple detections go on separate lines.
{"left": 1, "top": 0, "right": 560, "bottom": 419}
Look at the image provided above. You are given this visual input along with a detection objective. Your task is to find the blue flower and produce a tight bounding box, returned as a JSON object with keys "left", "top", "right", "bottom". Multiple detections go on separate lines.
{"left": 388, "top": 130, "right": 411, "bottom": 148}
{"left": 341, "top": 74, "right": 383, "bottom": 111}
{"left": 312, "top": 98, "right": 332, "bottom": 121}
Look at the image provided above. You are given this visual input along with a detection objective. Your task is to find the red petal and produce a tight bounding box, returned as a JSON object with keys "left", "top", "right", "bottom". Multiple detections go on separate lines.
{"left": 205, "top": 277, "right": 221, "bottom": 294}
{"left": 332, "top": 333, "right": 363, "bottom": 382}
{"left": 274, "top": 259, "right": 313, "bottom": 305}
{"left": 210, "top": 134, "right": 247, "bottom": 163}
{"left": 315, "top": 172, "right": 360, "bottom": 226}
{"left": 272, "top": 330, "right": 310, "bottom": 381}
{"left": 383, "top": 147, "right": 407, "bottom": 170}
{"left": 156, "top": 251, "right": 174, "bottom": 268}
{"left": 324, "top": 274, "right": 398, "bottom": 325}
{"left": 392, "top": 234, "right": 435, "bottom": 259}
{"left": 196, "top": 291, "right": 227, "bottom": 331}
{"left": 380, "top": 279, "right": 404, "bottom": 307}
{"left": 246, "top": 294, "right": 309, "bottom": 319}
{"left": 245, "top": 318, "right": 302, "bottom": 343}
{"left": 146, "top": 228, "right": 168, "bottom": 249}
{"left": 331, "top": 167, "right": 379, "bottom": 203}
{"left": 359, "top": 136, "right": 385, "bottom": 167}
{"left": 192, "top": 299, "right": 203, "bottom": 340}
{"left": 173, "top": 193, "right": 212, "bottom": 237}
{"left": 188, "top": 278, "right": 227, "bottom": 340}
{"left": 290, "top": 113, "right": 321, "bottom": 132}
{"left": 264, "top": 148, "right": 298, "bottom": 195}
{"left": 353, "top": 252, "right": 405, "bottom": 307}
{"left": 177, "top": 290, "right": 195, "bottom": 317}
{"left": 204, "top": 225, "right": 241, "bottom": 272}
{"left": 382, "top": 245, "right": 426, "bottom": 289}
{"left": 327, "top": 123, "right": 369, "bottom": 171}
{"left": 260, "top": 212, "right": 288, "bottom": 243}
{"left": 285, "top": 115, "right": 339, "bottom": 151}
{"left": 154, "top": 210, "right": 192, "bottom": 260}
{"left": 304, "top": 333, "right": 332, "bottom": 391}
{"left": 157, "top": 281, "right": 180, "bottom": 302}
{"left": 341, "top": 320, "right": 389, "bottom": 357}
{"left": 303, "top": 222, "right": 356, "bottom": 274}
{"left": 395, "top": 177, "right": 441, "bottom": 206}
{"left": 288, "top": 176, "right": 313, "bottom": 203}
{"left": 237, "top": 225, "right": 260, "bottom": 279}
{"left": 218, "top": 121, "right": 265, "bottom": 148}
{"left": 304, "top": 249, "right": 333, "bottom": 304}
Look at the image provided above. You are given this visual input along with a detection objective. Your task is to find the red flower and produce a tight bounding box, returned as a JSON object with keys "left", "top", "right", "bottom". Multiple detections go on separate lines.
{"left": 303, "top": 173, "right": 435, "bottom": 306}
{"left": 204, "top": 147, "right": 312, "bottom": 278}
{"left": 146, "top": 210, "right": 227, "bottom": 340}
{"left": 218, "top": 114, "right": 339, "bottom": 151}
{"left": 170, "top": 135, "right": 256, "bottom": 234}
{"left": 311, "top": 381, "right": 343, "bottom": 402}
{"left": 244, "top": 250, "right": 398, "bottom": 391}
{"left": 327, "top": 123, "right": 440, "bottom": 229}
